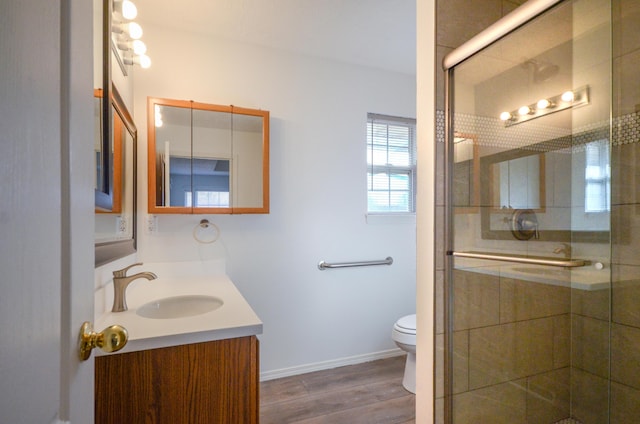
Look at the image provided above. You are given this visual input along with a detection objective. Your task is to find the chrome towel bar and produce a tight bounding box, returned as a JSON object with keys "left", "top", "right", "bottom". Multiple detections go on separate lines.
{"left": 318, "top": 257, "right": 393, "bottom": 271}
{"left": 449, "top": 251, "right": 590, "bottom": 268}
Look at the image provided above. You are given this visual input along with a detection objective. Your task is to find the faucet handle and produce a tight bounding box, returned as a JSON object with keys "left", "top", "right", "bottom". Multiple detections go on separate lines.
{"left": 113, "top": 262, "right": 143, "bottom": 278}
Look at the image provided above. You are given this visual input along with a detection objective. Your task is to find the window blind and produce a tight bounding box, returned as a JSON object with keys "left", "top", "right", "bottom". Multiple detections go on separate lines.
{"left": 367, "top": 113, "right": 417, "bottom": 213}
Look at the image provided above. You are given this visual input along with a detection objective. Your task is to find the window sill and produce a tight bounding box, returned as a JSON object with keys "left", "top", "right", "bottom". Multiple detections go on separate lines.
{"left": 365, "top": 213, "right": 416, "bottom": 225}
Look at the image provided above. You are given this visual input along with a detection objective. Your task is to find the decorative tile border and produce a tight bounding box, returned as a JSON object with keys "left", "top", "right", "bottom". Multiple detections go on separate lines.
{"left": 435, "top": 109, "right": 640, "bottom": 148}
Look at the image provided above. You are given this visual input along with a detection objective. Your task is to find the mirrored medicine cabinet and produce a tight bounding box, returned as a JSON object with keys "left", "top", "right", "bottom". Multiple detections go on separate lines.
{"left": 148, "top": 98, "right": 270, "bottom": 214}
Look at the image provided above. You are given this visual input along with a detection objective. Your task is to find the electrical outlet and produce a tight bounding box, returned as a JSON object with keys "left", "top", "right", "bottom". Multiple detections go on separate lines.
{"left": 116, "top": 216, "right": 127, "bottom": 234}
{"left": 146, "top": 215, "right": 157, "bottom": 234}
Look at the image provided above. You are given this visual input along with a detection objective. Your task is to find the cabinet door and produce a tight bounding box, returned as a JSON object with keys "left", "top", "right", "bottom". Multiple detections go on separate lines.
{"left": 231, "top": 112, "right": 266, "bottom": 210}
{"left": 151, "top": 102, "right": 192, "bottom": 212}
{"left": 191, "top": 107, "right": 232, "bottom": 211}
{"left": 148, "top": 97, "right": 270, "bottom": 214}
{"left": 95, "top": 336, "right": 259, "bottom": 424}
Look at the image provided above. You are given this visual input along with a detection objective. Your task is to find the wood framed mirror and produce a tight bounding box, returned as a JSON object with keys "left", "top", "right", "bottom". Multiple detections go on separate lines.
{"left": 94, "top": 0, "right": 138, "bottom": 266}
{"left": 94, "top": 0, "right": 112, "bottom": 211}
{"left": 148, "top": 97, "right": 270, "bottom": 214}
{"left": 95, "top": 86, "right": 137, "bottom": 266}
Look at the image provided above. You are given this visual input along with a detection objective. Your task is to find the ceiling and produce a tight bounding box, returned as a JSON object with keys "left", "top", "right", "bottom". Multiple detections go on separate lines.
{"left": 134, "top": 0, "right": 417, "bottom": 75}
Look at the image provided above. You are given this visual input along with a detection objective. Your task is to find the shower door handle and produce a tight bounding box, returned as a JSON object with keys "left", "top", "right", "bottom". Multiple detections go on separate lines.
{"left": 449, "top": 251, "right": 590, "bottom": 268}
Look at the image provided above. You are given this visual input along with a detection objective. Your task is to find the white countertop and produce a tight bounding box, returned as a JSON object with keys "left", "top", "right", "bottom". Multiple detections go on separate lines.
{"left": 95, "top": 274, "right": 263, "bottom": 355}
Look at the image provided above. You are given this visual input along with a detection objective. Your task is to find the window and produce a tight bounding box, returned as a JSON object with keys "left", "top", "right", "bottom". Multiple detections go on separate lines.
{"left": 367, "top": 113, "right": 417, "bottom": 213}
{"left": 584, "top": 140, "right": 610, "bottom": 213}
{"left": 185, "top": 191, "right": 230, "bottom": 207}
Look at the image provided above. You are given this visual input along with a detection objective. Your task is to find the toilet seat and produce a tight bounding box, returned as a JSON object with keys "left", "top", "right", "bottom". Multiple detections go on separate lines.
{"left": 392, "top": 314, "right": 417, "bottom": 347}
{"left": 393, "top": 314, "right": 416, "bottom": 335}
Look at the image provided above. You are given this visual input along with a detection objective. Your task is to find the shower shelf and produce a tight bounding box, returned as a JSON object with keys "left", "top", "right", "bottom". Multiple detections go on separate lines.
{"left": 449, "top": 251, "right": 590, "bottom": 268}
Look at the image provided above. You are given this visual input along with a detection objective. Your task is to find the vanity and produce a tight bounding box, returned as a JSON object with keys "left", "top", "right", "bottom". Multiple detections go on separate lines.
{"left": 92, "top": 1, "right": 265, "bottom": 421}
{"left": 94, "top": 272, "right": 262, "bottom": 424}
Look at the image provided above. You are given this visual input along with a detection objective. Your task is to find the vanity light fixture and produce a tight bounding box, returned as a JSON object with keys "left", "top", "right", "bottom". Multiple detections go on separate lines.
{"left": 518, "top": 105, "right": 532, "bottom": 116}
{"left": 113, "top": 0, "right": 137, "bottom": 20}
{"left": 112, "top": 21, "right": 143, "bottom": 39}
{"left": 561, "top": 90, "right": 574, "bottom": 102}
{"left": 500, "top": 85, "right": 590, "bottom": 127}
{"left": 536, "top": 98, "right": 552, "bottom": 109}
{"left": 124, "top": 54, "right": 151, "bottom": 69}
{"left": 111, "top": 0, "right": 151, "bottom": 70}
{"left": 499, "top": 111, "right": 513, "bottom": 121}
{"left": 117, "top": 39, "right": 147, "bottom": 55}
{"left": 154, "top": 105, "right": 163, "bottom": 127}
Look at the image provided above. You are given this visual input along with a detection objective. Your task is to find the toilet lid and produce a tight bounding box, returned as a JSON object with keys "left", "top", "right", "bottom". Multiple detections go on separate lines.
{"left": 395, "top": 314, "right": 416, "bottom": 333}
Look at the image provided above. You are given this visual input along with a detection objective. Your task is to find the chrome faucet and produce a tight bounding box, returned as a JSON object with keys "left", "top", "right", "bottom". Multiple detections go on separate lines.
{"left": 111, "top": 263, "right": 157, "bottom": 312}
{"left": 553, "top": 243, "right": 572, "bottom": 259}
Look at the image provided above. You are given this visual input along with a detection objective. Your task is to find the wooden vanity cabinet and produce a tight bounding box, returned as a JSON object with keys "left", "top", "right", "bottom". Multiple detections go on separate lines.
{"left": 95, "top": 336, "right": 259, "bottom": 424}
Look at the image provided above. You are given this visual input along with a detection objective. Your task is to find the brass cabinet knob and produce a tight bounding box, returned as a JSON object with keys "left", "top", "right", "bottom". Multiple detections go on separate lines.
{"left": 78, "top": 321, "right": 128, "bottom": 361}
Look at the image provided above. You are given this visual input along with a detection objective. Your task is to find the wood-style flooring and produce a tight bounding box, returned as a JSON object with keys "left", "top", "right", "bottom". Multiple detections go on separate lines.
{"left": 260, "top": 355, "right": 415, "bottom": 424}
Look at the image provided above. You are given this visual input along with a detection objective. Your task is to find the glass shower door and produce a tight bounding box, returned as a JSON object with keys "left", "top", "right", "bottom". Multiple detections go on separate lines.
{"left": 444, "top": 0, "right": 612, "bottom": 422}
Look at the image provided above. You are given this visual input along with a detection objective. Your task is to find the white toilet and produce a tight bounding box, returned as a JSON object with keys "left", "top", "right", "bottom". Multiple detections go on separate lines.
{"left": 392, "top": 314, "right": 417, "bottom": 394}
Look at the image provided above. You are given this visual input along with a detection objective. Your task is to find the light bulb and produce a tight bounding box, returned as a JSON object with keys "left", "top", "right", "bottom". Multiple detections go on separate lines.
{"left": 139, "top": 54, "right": 151, "bottom": 69}
{"left": 499, "top": 111, "right": 512, "bottom": 121}
{"left": 116, "top": 39, "right": 146, "bottom": 54}
{"left": 127, "top": 22, "right": 143, "bottom": 39}
{"left": 518, "top": 105, "right": 531, "bottom": 116}
{"left": 124, "top": 54, "right": 151, "bottom": 69}
{"left": 561, "top": 91, "right": 574, "bottom": 102}
{"left": 155, "top": 117, "right": 163, "bottom": 127}
{"left": 132, "top": 39, "right": 146, "bottom": 55}
{"left": 121, "top": 0, "right": 137, "bottom": 20}
{"left": 537, "top": 99, "right": 551, "bottom": 109}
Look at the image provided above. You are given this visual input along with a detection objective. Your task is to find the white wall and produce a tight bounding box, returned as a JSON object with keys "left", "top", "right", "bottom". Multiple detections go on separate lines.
{"left": 132, "top": 24, "right": 417, "bottom": 374}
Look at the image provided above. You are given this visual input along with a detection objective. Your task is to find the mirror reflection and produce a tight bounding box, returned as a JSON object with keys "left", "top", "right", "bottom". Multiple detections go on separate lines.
{"left": 94, "top": 90, "right": 104, "bottom": 194}
{"left": 95, "top": 87, "right": 137, "bottom": 266}
{"left": 489, "top": 150, "right": 544, "bottom": 211}
{"left": 452, "top": 133, "right": 479, "bottom": 213}
{"left": 479, "top": 132, "right": 611, "bottom": 242}
{"left": 149, "top": 98, "right": 269, "bottom": 214}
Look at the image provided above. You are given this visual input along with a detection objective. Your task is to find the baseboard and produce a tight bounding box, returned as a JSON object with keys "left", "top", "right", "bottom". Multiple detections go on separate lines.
{"left": 260, "top": 348, "right": 405, "bottom": 382}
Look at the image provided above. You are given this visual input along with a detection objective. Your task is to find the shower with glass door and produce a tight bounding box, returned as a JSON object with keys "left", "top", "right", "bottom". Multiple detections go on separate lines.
{"left": 441, "top": 0, "right": 640, "bottom": 422}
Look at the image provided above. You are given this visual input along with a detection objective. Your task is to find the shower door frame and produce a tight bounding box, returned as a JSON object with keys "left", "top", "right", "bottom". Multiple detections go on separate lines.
{"left": 441, "top": 0, "right": 574, "bottom": 422}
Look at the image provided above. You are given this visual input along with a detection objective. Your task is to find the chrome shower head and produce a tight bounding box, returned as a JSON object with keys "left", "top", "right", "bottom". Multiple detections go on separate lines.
{"left": 523, "top": 59, "right": 559, "bottom": 84}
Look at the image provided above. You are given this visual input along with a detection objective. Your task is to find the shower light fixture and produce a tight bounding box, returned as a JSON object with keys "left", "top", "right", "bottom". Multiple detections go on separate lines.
{"left": 500, "top": 85, "right": 590, "bottom": 127}
{"left": 536, "top": 98, "right": 552, "bottom": 109}
{"left": 561, "top": 90, "right": 574, "bottom": 102}
{"left": 499, "top": 111, "right": 512, "bottom": 121}
{"left": 518, "top": 105, "right": 532, "bottom": 116}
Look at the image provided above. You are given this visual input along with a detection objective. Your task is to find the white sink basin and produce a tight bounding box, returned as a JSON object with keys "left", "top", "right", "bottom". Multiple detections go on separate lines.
{"left": 136, "top": 295, "right": 224, "bottom": 319}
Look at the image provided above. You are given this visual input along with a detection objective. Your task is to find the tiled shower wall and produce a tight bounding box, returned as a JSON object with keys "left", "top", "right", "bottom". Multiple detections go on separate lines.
{"left": 434, "top": 0, "right": 640, "bottom": 423}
